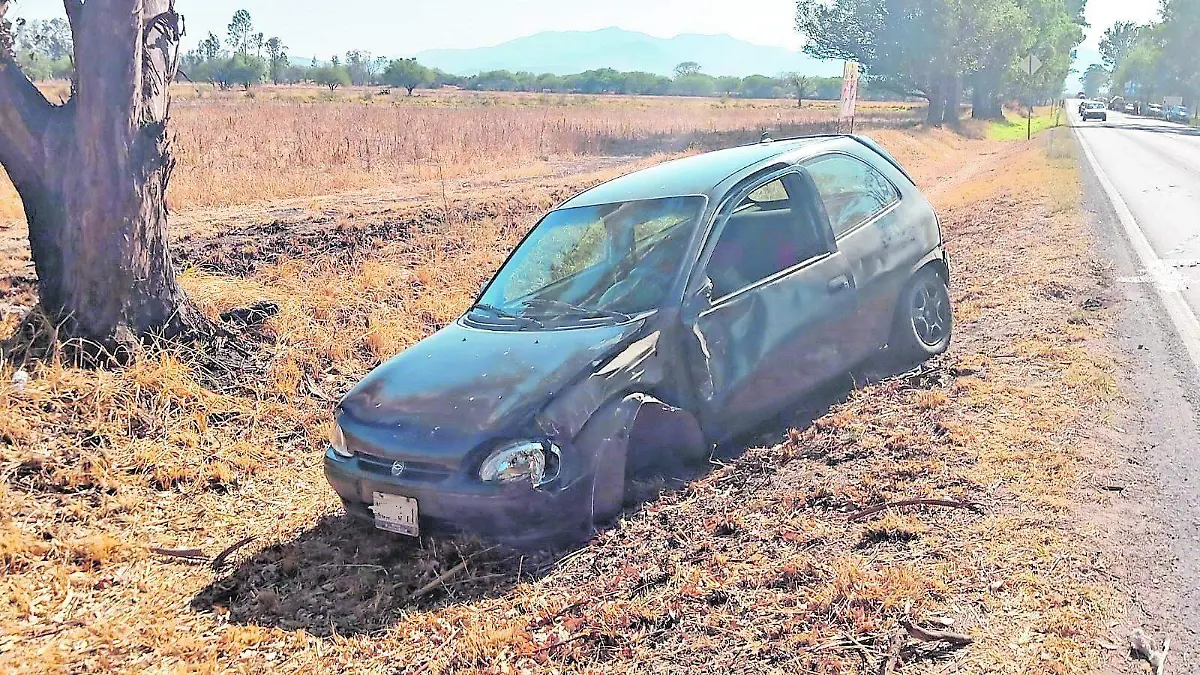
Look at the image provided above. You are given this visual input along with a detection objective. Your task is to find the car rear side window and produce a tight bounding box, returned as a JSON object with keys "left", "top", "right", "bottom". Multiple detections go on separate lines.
{"left": 804, "top": 154, "right": 900, "bottom": 237}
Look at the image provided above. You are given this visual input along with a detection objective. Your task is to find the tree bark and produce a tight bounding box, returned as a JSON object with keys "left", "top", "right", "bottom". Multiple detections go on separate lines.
{"left": 925, "top": 79, "right": 945, "bottom": 126}
{"left": 0, "top": 0, "right": 209, "bottom": 358}
{"left": 942, "top": 73, "right": 961, "bottom": 127}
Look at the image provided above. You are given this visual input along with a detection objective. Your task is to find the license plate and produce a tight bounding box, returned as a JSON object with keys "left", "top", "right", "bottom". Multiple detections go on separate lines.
{"left": 371, "top": 492, "right": 419, "bottom": 537}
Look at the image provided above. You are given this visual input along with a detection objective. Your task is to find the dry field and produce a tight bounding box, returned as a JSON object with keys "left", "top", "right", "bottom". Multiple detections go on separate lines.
{"left": 0, "top": 92, "right": 1132, "bottom": 673}
{"left": 0, "top": 88, "right": 920, "bottom": 225}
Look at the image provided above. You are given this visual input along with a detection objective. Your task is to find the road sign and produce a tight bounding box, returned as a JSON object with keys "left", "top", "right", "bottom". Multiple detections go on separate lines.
{"left": 838, "top": 61, "right": 861, "bottom": 132}
{"left": 1025, "top": 54, "right": 1042, "bottom": 76}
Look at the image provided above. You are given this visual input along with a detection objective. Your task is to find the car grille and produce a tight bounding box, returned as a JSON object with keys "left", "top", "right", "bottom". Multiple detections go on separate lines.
{"left": 355, "top": 454, "right": 453, "bottom": 483}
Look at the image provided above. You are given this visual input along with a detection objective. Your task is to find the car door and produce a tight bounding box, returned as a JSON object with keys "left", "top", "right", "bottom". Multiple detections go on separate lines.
{"left": 803, "top": 152, "right": 906, "bottom": 361}
{"left": 682, "top": 167, "right": 858, "bottom": 441}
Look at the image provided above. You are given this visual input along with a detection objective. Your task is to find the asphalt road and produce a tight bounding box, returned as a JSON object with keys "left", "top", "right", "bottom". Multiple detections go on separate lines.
{"left": 1070, "top": 105, "right": 1200, "bottom": 668}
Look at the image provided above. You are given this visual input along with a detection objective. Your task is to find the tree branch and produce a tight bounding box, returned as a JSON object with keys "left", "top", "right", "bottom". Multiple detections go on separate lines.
{"left": 0, "top": 22, "right": 56, "bottom": 186}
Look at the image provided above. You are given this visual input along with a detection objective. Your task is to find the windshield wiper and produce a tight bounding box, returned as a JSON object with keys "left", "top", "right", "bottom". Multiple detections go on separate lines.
{"left": 520, "top": 298, "right": 632, "bottom": 322}
{"left": 469, "top": 303, "right": 543, "bottom": 328}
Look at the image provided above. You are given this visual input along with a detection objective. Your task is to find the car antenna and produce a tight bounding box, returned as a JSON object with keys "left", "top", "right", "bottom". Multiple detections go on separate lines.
{"left": 760, "top": 132, "right": 773, "bottom": 143}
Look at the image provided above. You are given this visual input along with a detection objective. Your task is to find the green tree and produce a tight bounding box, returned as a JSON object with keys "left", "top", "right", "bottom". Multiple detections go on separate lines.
{"left": 797, "top": 0, "right": 1082, "bottom": 126}
{"left": 219, "top": 53, "right": 266, "bottom": 90}
{"left": 383, "top": 58, "right": 432, "bottom": 95}
{"left": 312, "top": 65, "right": 350, "bottom": 91}
{"left": 198, "top": 31, "right": 222, "bottom": 61}
{"left": 715, "top": 75, "right": 742, "bottom": 96}
{"left": 674, "top": 61, "right": 701, "bottom": 78}
{"left": 1099, "top": 21, "right": 1140, "bottom": 73}
{"left": 1082, "top": 63, "right": 1109, "bottom": 98}
{"left": 345, "top": 50, "right": 374, "bottom": 86}
{"left": 671, "top": 73, "right": 716, "bottom": 97}
{"left": 741, "top": 74, "right": 782, "bottom": 98}
{"left": 265, "top": 37, "right": 287, "bottom": 85}
{"left": 784, "top": 72, "right": 812, "bottom": 106}
{"left": 226, "top": 9, "right": 253, "bottom": 55}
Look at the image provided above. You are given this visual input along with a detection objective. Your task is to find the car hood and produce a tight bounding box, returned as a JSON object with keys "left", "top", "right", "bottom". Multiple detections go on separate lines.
{"left": 338, "top": 318, "right": 645, "bottom": 455}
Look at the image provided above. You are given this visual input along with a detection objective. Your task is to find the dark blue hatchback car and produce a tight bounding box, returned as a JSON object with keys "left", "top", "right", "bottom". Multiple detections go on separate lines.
{"left": 324, "top": 134, "right": 951, "bottom": 544}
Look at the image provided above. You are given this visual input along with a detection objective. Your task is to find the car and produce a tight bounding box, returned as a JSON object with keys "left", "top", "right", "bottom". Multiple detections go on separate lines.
{"left": 1076, "top": 91, "right": 1086, "bottom": 99}
{"left": 1166, "top": 105, "right": 1191, "bottom": 123}
{"left": 1080, "top": 101, "right": 1107, "bottom": 121}
{"left": 1109, "top": 96, "right": 1125, "bottom": 111}
{"left": 1125, "top": 102, "right": 1138, "bottom": 114}
{"left": 324, "top": 134, "right": 952, "bottom": 544}
{"left": 1148, "top": 103, "right": 1164, "bottom": 118}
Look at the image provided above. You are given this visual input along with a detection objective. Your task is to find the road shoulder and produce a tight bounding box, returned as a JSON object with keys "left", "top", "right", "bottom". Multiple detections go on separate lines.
{"left": 1071, "top": 121, "right": 1200, "bottom": 672}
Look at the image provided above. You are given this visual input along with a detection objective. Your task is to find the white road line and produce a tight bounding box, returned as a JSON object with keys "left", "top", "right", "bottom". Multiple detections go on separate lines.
{"left": 1072, "top": 117, "right": 1200, "bottom": 375}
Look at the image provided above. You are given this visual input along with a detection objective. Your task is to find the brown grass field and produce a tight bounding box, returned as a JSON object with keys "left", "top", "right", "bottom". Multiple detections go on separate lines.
{"left": 0, "top": 92, "right": 1132, "bottom": 672}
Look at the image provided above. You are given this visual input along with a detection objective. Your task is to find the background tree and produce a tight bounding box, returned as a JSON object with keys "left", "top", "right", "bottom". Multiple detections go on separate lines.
{"left": 344, "top": 50, "right": 377, "bottom": 86}
{"left": 384, "top": 58, "right": 433, "bottom": 95}
{"left": 265, "top": 37, "right": 287, "bottom": 85}
{"left": 1082, "top": 63, "right": 1109, "bottom": 98}
{"left": 0, "top": 0, "right": 210, "bottom": 353}
{"left": 785, "top": 72, "right": 812, "bottom": 106}
{"left": 226, "top": 9, "right": 253, "bottom": 55}
{"left": 797, "top": 0, "right": 1083, "bottom": 126}
{"left": 9, "top": 16, "right": 73, "bottom": 81}
{"left": 1099, "top": 21, "right": 1140, "bottom": 73}
{"left": 223, "top": 53, "right": 267, "bottom": 89}
{"left": 197, "top": 31, "right": 221, "bottom": 61}
{"left": 312, "top": 64, "right": 350, "bottom": 91}
{"left": 716, "top": 75, "right": 742, "bottom": 96}
{"left": 673, "top": 61, "right": 701, "bottom": 78}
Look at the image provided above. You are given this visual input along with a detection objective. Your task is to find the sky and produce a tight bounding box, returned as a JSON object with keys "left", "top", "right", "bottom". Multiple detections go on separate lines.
{"left": 10, "top": 0, "right": 1163, "bottom": 60}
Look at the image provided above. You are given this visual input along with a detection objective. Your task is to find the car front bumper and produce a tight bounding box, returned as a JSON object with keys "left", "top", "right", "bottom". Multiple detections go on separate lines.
{"left": 323, "top": 448, "right": 596, "bottom": 544}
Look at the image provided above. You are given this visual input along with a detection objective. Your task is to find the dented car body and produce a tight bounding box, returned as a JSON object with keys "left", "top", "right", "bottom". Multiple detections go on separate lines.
{"left": 324, "top": 134, "right": 952, "bottom": 543}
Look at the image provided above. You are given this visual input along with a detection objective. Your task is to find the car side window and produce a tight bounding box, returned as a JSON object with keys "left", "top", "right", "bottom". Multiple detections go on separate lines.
{"left": 805, "top": 154, "right": 900, "bottom": 237}
{"left": 706, "top": 176, "right": 829, "bottom": 299}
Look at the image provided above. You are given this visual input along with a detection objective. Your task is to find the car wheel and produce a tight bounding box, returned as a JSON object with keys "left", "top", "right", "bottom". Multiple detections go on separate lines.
{"left": 889, "top": 267, "right": 952, "bottom": 361}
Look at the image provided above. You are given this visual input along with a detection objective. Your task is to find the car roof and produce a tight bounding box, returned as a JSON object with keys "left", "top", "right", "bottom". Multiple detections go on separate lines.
{"left": 559, "top": 137, "right": 838, "bottom": 208}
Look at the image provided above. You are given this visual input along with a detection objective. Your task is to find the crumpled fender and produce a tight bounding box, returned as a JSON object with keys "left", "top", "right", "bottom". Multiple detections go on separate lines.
{"left": 532, "top": 330, "right": 707, "bottom": 520}
{"left": 536, "top": 331, "right": 664, "bottom": 441}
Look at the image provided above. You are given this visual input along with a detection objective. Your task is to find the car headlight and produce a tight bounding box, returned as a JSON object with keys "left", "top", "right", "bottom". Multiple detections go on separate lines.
{"left": 479, "top": 440, "right": 561, "bottom": 486}
{"left": 329, "top": 421, "right": 352, "bottom": 458}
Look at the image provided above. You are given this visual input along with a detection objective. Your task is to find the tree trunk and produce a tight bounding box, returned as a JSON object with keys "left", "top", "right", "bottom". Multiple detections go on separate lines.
{"left": 0, "top": 0, "right": 208, "bottom": 357}
{"left": 925, "top": 80, "right": 945, "bottom": 126}
{"left": 943, "top": 73, "right": 961, "bottom": 127}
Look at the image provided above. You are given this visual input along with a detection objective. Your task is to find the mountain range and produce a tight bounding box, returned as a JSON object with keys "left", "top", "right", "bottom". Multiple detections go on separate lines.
{"left": 413, "top": 28, "right": 841, "bottom": 78}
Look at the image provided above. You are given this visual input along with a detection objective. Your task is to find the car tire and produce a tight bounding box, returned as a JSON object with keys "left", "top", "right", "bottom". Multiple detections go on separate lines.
{"left": 889, "top": 267, "right": 952, "bottom": 362}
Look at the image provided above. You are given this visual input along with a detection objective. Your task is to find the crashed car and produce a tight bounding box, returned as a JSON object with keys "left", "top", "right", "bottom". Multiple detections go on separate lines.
{"left": 324, "top": 134, "right": 952, "bottom": 543}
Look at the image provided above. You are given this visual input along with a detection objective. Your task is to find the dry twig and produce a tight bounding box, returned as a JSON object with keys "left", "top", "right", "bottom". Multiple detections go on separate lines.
{"left": 847, "top": 498, "right": 984, "bottom": 522}
{"left": 211, "top": 536, "right": 256, "bottom": 570}
{"left": 900, "top": 620, "right": 973, "bottom": 647}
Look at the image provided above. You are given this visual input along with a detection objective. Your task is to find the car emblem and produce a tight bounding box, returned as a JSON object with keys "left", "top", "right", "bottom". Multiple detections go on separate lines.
{"left": 390, "top": 461, "right": 406, "bottom": 477}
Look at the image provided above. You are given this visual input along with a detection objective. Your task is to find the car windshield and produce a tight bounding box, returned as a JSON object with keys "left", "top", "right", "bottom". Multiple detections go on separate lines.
{"left": 473, "top": 196, "right": 705, "bottom": 326}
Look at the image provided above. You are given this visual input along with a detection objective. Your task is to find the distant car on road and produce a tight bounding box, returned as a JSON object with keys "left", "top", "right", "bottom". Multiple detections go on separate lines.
{"left": 1148, "top": 103, "right": 1164, "bottom": 119}
{"left": 1125, "top": 102, "right": 1138, "bottom": 114}
{"left": 1166, "top": 106, "right": 1191, "bottom": 124}
{"left": 1080, "top": 101, "right": 1108, "bottom": 122}
{"left": 324, "top": 134, "right": 951, "bottom": 543}
{"left": 1076, "top": 91, "right": 1086, "bottom": 99}
{"left": 1109, "top": 96, "right": 1125, "bottom": 111}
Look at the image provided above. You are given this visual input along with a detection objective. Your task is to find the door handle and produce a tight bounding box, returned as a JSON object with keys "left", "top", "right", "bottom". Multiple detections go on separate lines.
{"left": 827, "top": 275, "right": 852, "bottom": 293}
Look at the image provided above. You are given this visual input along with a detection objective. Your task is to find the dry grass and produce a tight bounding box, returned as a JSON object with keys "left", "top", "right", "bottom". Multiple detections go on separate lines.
{"left": 0, "top": 89, "right": 921, "bottom": 225}
{"left": 0, "top": 121, "right": 1127, "bottom": 672}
